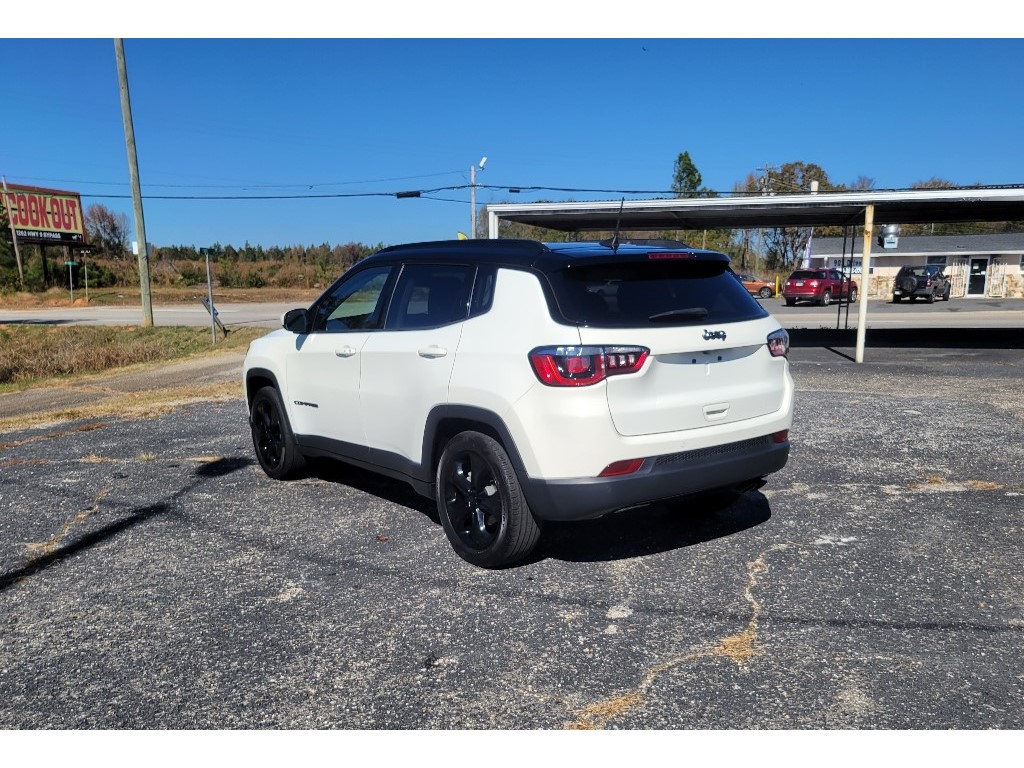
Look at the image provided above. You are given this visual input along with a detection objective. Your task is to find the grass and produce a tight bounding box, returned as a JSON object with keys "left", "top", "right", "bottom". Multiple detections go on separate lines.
{"left": 0, "top": 324, "right": 266, "bottom": 391}
{"left": 0, "top": 286, "right": 319, "bottom": 308}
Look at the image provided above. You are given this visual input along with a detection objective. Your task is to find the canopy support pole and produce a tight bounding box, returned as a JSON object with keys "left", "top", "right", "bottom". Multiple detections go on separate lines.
{"left": 855, "top": 204, "right": 874, "bottom": 363}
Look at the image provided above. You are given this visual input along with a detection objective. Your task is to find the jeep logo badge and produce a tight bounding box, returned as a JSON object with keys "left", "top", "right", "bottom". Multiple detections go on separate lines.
{"left": 703, "top": 329, "right": 727, "bottom": 341}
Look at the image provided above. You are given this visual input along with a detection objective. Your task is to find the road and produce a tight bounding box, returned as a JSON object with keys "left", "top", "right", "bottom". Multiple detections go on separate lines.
{"left": 0, "top": 302, "right": 292, "bottom": 329}
{"left": 1, "top": 297, "right": 1022, "bottom": 330}
{"left": 1, "top": 344, "right": 1022, "bottom": 729}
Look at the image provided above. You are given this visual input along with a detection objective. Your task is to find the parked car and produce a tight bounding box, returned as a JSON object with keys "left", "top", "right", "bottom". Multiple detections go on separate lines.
{"left": 782, "top": 268, "right": 858, "bottom": 306}
{"left": 733, "top": 272, "right": 776, "bottom": 298}
{"left": 892, "top": 265, "right": 951, "bottom": 303}
{"left": 244, "top": 239, "right": 794, "bottom": 568}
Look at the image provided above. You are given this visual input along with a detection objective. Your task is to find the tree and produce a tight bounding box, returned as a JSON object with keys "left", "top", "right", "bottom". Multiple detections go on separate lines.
{"left": 671, "top": 151, "right": 703, "bottom": 197}
{"left": 911, "top": 177, "right": 956, "bottom": 190}
{"left": 84, "top": 204, "right": 130, "bottom": 259}
{"left": 739, "top": 161, "right": 840, "bottom": 269}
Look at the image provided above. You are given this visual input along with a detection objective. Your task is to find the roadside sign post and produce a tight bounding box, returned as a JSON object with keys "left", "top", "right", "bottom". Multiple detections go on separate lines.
{"left": 199, "top": 247, "right": 217, "bottom": 344}
{"left": 65, "top": 260, "right": 78, "bottom": 302}
{"left": 82, "top": 250, "right": 90, "bottom": 304}
{"left": 1, "top": 176, "right": 25, "bottom": 286}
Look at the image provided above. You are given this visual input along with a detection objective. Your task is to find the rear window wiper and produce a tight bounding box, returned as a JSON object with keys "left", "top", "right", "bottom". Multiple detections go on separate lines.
{"left": 648, "top": 307, "right": 709, "bottom": 322}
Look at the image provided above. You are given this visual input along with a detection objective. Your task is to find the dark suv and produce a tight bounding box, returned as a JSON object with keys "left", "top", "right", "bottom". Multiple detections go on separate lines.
{"left": 892, "top": 265, "right": 951, "bottom": 303}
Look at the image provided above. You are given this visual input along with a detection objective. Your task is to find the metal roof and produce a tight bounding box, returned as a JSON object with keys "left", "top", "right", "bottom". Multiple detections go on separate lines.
{"left": 486, "top": 187, "right": 1024, "bottom": 234}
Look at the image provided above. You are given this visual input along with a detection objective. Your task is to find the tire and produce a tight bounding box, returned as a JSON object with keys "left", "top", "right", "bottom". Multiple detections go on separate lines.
{"left": 848, "top": 287, "right": 858, "bottom": 303}
{"left": 926, "top": 291, "right": 935, "bottom": 304}
{"left": 435, "top": 431, "right": 541, "bottom": 568}
{"left": 909, "top": 296, "right": 917, "bottom": 303}
{"left": 758, "top": 286, "right": 773, "bottom": 299}
{"left": 900, "top": 277, "right": 917, "bottom": 294}
{"left": 250, "top": 386, "right": 306, "bottom": 480}
{"left": 943, "top": 288, "right": 951, "bottom": 301}
{"left": 820, "top": 290, "right": 831, "bottom": 307}
{"left": 892, "top": 295, "right": 901, "bottom": 303}
{"left": 785, "top": 298, "right": 796, "bottom": 307}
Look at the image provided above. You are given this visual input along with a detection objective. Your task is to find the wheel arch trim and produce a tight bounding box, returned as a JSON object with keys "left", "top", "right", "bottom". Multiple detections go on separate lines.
{"left": 421, "top": 405, "right": 530, "bottom": 486}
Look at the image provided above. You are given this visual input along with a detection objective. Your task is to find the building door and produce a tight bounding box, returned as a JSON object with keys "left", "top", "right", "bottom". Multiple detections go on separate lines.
{"left": 967, "top": 257, "right": 988, "bottom": 296}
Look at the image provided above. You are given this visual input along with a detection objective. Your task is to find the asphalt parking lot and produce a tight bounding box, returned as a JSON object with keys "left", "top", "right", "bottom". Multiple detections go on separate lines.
{"left": 1, "top": 341, "right": 1022, "bottom": 729}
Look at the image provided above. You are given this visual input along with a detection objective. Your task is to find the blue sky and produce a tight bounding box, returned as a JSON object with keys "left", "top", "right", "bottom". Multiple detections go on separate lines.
{"left": 2, "top": 34, "right": 1022, "bottom": 250}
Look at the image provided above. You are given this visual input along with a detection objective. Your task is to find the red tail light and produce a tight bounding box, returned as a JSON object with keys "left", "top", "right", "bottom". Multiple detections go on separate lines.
{"left": 767, "top": 329, "right": 789, "bottom": 358}
{"left": 598, "top": 458, "right": 645, "bottom": 477}
{"left": 772, "top": 430, "right": 789, "bottom": 444}
{"left": 529, "top": 345, "right": 649, "bottom": 386}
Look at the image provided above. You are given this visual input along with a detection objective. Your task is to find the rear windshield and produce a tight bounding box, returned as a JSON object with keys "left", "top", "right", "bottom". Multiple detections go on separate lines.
{"left": 789, "top": 270, "right": 827, "bottom": 279}
{"left": 901, "top": 266, "right": 935, "bottom": 277}
{"left": 548, "top": 260, "right": 768, "bottom": 327}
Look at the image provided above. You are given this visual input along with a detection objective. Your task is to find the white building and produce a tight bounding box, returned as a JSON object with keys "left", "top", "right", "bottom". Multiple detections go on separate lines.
{"left": 807, "top": 233, "right": 1024, "bottom": 298}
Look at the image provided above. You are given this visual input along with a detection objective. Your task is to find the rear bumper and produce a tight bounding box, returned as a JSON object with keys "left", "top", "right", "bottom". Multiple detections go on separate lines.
{"left": 521, "top": 434, "right": 789, "bottom": 521}
{"left": 782, "top": 290, "right": 821, "bottom": 300}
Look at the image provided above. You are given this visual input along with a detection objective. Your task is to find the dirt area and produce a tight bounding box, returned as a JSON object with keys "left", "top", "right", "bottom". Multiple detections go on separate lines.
{"left": 0, "top": 350, "right": 247, "bottom": 432}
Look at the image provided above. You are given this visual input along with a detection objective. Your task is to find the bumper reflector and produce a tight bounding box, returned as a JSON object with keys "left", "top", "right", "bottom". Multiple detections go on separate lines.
{"left": 598, "top": 458, "right": 645, "bottom": 477}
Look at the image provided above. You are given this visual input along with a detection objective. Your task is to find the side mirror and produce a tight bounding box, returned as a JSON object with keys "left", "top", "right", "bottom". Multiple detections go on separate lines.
{"left": 283, "top": 308, "right": 311, "bottom": 334}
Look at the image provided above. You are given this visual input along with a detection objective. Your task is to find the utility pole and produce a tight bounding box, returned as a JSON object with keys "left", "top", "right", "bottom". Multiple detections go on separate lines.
{"left": 115, "top": 38, "right": 154, "bottom": 327}
{"left": 470, "top": 156, "right": 487, "bottom": 238}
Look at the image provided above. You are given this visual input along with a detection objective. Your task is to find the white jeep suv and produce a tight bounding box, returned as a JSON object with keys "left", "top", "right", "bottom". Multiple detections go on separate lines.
{"left": 243, "top": 239, "right": 793, "bottom": 567}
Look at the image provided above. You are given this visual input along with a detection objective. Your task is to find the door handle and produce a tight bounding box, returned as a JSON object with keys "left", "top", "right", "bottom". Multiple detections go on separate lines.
{"left": 335, "top": 346, "right": 357, "bottom": 358}
{"left": 418, "top": 345, "right": 448, "bottom": 359}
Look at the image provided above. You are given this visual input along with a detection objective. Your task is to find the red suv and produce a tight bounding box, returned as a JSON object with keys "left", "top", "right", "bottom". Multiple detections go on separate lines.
{"left": 782, "top": 269, "right": 858, "bottom": 307}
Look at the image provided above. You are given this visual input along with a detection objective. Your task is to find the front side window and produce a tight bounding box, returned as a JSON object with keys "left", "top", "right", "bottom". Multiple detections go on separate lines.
{"left": 311, "top": 266, "right": 393, "bottom": 333}
{"left": 385, "top": 264, "right": 475, "bottom": 330}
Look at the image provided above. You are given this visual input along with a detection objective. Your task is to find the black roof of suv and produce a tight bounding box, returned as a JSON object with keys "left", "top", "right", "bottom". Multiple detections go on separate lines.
{"left": 359, "top": 238, "right": 765, "bottom": 328}
{"left": 368, "top": 238, "right": 730, "bottom": 273}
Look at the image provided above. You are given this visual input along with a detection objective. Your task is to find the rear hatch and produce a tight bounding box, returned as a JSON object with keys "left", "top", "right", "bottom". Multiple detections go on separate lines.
{"left": 785, "top": 269, "right": 827, "bottom": 295}
{"left": 548, "top": 253, "right": 788, "bottom": 436}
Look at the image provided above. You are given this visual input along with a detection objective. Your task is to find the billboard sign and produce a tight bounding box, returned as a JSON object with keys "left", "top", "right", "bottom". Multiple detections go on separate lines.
{"left": 2, "top": 184, "right": 87, "bottom": 245}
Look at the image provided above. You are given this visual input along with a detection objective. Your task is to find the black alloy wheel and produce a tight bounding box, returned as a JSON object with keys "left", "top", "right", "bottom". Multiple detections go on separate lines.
{"left": 436, "top": 431, "right": 540, "bottom": 568}
{"left": 250, "top": 386, "right": 306, "bottom": 480}
{"left": 445, "top": 451, "right": 502, "bottom": 550}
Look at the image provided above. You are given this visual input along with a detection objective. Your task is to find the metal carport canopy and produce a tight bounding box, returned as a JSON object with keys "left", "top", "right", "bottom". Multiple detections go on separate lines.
{"left": 485, "top": 186, "right": 1024, "bottom": 364}
{"left": 485, "top": 187, "right": 1024, "bottom": 234}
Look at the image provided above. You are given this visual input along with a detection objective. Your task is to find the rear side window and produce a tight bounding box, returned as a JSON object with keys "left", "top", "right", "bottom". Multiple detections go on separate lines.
{"left": 386, "top": 264, "right": 475, "bottom": 329}
{"left": 549, "top": 260, "right": 768, "bottom": 327}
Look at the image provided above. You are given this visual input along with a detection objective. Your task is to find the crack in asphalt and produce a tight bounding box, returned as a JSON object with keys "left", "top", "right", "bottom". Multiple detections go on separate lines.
{"left": 565, "top": 542, "right": 793, "bottom": 730}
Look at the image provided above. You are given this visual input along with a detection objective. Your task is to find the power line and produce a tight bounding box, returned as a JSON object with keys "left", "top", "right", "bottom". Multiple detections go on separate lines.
{"left": 72, "top": 183, "right": 682, "bottom": 202}
{"left": 7, "top": 169, "right": 467, "bottom": 190}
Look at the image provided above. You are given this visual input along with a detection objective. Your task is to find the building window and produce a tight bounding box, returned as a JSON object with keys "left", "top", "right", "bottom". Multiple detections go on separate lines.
{"left": 926, "top": 255, "right": 948, "bottom": 267}
{"left": 1019, "top": 255, "right": 1024, "bottom": 270}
